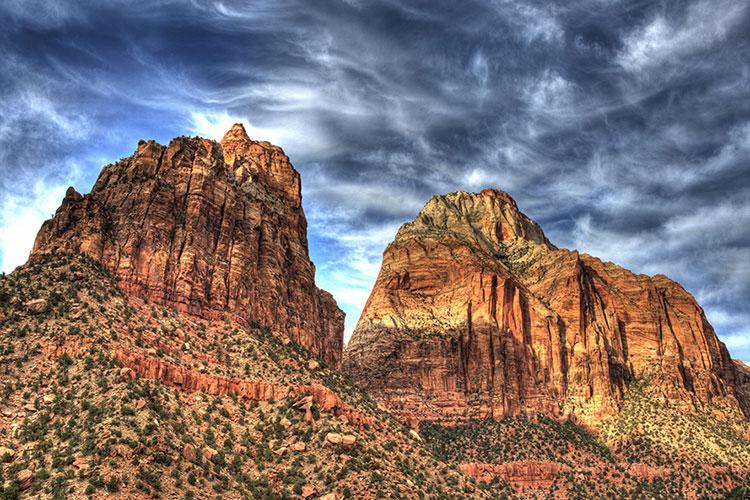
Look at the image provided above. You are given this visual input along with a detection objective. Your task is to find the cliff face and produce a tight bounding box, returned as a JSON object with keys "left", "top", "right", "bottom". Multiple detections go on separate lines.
{"left": 343, "top": 189, "right": 747, "bottom": 424}
{"left": 31, "top": 124, "right": 344, "bottom": 365}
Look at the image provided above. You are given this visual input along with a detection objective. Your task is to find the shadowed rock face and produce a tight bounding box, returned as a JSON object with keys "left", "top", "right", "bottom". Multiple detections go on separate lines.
{"left": 343, "top": 189, "right": 748, "bottom": 424}
{"left": 31, "top": 124, "right": 344, "bottom": 365}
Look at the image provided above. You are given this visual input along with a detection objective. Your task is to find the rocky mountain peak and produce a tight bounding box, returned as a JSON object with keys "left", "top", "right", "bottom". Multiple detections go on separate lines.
{"left": 345, "top": 187, "right": 748, "bottom": 425}
{"left": 217, "top": 123, "right": 301, "bottom": 205}
{"left": 31, "top": 129, "right": 344, "bottom": 365}
{"left": 221, "top": 122, "right": 251, "bottom": 146}
{"left": 395, "top": 189, "right": 552, "bottom": 252}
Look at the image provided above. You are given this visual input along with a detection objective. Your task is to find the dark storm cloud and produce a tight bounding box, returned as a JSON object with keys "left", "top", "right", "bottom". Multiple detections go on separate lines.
{"left": 1, "top": 0, "right": 748, "bottom": 358}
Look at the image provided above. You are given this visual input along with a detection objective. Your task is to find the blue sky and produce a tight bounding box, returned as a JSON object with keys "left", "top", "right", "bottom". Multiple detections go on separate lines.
{"left": 0, "top": 1, "right": 748, "bottom": 361}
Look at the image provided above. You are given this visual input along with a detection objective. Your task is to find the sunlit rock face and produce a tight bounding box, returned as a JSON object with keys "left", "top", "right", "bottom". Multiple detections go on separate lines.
{"left": 344, "top": 189, "right": 748, "bottom": 425}
{"left": 31, "top": 124, "right": 344, "bottom": 365}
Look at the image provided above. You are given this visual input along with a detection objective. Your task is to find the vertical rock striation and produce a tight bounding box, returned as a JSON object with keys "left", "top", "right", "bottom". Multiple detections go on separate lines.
{"left": 343, "top": 189, "right": 747, "bottom": 424}
{"left": 31, "top": 124, "right": 344, "bottom": 365}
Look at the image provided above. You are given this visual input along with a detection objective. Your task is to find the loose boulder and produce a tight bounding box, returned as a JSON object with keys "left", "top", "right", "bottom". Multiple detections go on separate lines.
{"left": 202, "top": 447, "right": 217, "bottom": 461}
{"left": 183, "top": 443, "right": 197, "bottom": 462}
{"left": 24, "top": 298, "right": 48, "bottom": 314}
{"left": 17, "top": 469, "right": 33, "bottom": 490}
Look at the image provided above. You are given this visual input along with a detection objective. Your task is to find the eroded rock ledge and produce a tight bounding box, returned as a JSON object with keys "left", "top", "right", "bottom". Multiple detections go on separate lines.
{"left": 50, "top": 344, "right": 375, "bottom": 429}
{"left": 459, "top": 461, "right": 566, "bottom": 488}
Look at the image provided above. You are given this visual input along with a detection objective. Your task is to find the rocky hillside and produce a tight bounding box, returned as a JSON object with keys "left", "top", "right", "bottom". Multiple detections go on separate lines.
{"left": 0, "top": 253, "right": 482, "bottom": 499}
{"left": 0, "top": 127, "right": 487, "bottom": 499}
{"left": 343, "top": 189, "right": 749, "bottom": 425}
{"left": 31, "top": 124, "right": 343, "bottom": 366}
{"left": 3, "top": 256, "right": 744, "bottom": 499}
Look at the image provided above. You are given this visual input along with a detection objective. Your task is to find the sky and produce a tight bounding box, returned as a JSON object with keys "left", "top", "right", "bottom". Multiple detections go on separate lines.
{"left": 0, "top": 0, "right": 748, "bottom": 361}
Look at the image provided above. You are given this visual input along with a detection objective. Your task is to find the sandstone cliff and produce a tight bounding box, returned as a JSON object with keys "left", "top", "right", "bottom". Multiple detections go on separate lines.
{"left": 344, "top": 189, "right": 748, "bottom": 424}
{"left": 31, "top": 124, "right": 344, "bottom": 365}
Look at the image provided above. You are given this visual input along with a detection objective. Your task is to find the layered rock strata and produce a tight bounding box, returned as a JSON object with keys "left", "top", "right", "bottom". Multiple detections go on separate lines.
{"left": 111, "top": 347, "right": 375, "bottom": 428}
{"left": 344, "top": 189, "right": 747, "bottom": 424}
{"left": 31, "top": 124, "right": 344, "bottom": 365}
{"left": 459, "top": 462, "right": 566, "bottom": 489}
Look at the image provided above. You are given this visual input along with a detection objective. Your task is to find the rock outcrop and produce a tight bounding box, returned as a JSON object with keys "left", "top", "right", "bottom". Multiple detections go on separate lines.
{"left": 109, "top": 347, "right": 376, "bottom": 428}
{"left": 31, "top": 124, "right": 344, "bottom": 365}
{"left": 459, "top": 461, "right": 566, "bottom": 489}
{"left": 344, "top": 189, "right": 748, "bottom": 424}
{"left": 47, "top": 343, "right": 375, "bottom": 428}
{"left": 731, "top": 360, "right": 750, "bottom": 416}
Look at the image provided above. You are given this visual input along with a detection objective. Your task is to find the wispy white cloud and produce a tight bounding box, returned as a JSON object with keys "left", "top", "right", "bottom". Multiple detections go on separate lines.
{"left": 525, "top": 70, "right": 573, "bottom": 112}
{"left": 305, "top": 175, "right": 421, "bottom": 341}
{"left": 492, "top": 1, "right": 564, "bottom": 44}
{"left": 722, "top": 332, "right": 750, "bottom": 351}
{"left": 618, "top": 0, "right": 747, "bottom": 71}
{"left": 189, "top": 109, "right": 336, "bottom": 159}
{"left": 469, "top": 50, "right": 490, "bottom": 100}
{"left": 720, "top": 330, "right": 750, "bottom": 363}
{"left": 309, "top": 215, "right": 402, "bottom": 341}
{"left": 0, "top": 0, "right": 84, "bottom": 28}
{"left": 0, "top": 55, "right": 94, "bottom": 273}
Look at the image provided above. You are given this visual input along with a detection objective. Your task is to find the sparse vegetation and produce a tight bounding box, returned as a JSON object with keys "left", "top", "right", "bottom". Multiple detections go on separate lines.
{"left": 0, "top": 253, "right": 747, "bottom": 498}
{"left": 0, "top": 253, "right": 473, "bottom": 498}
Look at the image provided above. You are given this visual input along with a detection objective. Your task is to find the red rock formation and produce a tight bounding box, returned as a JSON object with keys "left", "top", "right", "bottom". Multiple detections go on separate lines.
{"left": 48, "top": 344, "right": 374, "bottom": 428}
{"left": 731, "top": 360, "right": 750, "bottom": 416}
{"left": 625, "top": 463, "right": 672, "bottom": 482}
{"left": 112, "top": 347, "right": 375, "bottom": 428}
{"left": 31, "top": 124, "right": 344, "bottom": 365}
{"left": 459, "top": 461, "right": 566, "bottom": 489}
{"left": 343, "top": 190, "right": 747, "bottom": 424}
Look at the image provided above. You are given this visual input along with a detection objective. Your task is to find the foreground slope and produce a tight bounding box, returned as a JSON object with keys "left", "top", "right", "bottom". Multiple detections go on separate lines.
{"left": 2, "top": 256, "right": 746, "bottom": 498}
{"left": 0, "top": 254, "right": 478, "bottom": 498}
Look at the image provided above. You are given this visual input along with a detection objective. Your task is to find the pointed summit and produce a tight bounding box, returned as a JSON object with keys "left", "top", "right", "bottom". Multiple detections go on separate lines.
{"left": 221, "top": 122, "right": 251, "bottom": 146}
{"left": 216, "top": 121, "right": 302, "bottom": 205}
{"left": 394, "top": 190, "right": 552, "bottom": 250}
{"left": 220, "top": 122, "right": 253, "bottom": 170}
